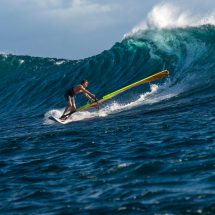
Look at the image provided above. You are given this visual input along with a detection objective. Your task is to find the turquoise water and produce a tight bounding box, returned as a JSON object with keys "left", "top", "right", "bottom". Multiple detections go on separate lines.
{"left": 0, "top": 25, "right": 215, "bottom": 214}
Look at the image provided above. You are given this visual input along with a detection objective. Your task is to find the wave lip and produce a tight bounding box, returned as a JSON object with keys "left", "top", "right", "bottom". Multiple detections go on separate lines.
{"left": 124, "top": 2, "right": 215, "bottom": 38}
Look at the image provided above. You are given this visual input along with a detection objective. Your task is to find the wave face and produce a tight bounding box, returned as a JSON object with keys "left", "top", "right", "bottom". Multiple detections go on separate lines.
{"left": 1, "top": 25, "right": 215, "bottom": 115}
{"left": 1, "top": 25, "right": 215, "bottom": 214}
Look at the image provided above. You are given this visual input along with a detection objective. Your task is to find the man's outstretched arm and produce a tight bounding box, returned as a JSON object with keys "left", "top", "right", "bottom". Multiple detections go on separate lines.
{"left": 84, "top": 93, "right": 96, "bottom": 102}
{"left": 81, "top": 86, "right": 95, "bottom": 99}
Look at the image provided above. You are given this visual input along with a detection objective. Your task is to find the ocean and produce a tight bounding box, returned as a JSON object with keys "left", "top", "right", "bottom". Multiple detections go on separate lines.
{"left": 1, "top": 18, "right": 215, "bottom": 215}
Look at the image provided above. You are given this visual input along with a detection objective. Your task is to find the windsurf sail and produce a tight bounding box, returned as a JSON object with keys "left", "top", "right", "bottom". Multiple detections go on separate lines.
{"left": 76, "top": 70, "right": 169, "bottom": 112}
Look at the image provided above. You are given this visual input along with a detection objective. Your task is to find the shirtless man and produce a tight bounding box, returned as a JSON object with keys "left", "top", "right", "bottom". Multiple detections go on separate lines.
{"left": 60, "top": 80, "right": 96, "bottom": 120}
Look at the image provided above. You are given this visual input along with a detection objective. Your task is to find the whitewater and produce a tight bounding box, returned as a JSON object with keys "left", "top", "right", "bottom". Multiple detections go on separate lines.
{"left": 0, "top": 2, "right": 215, "bottom": 214}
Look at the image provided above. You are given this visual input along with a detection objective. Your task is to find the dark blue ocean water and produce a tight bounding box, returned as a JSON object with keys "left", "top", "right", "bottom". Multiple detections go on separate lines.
{"left": 0, "top": 25, "right": 215, "bottom": 214}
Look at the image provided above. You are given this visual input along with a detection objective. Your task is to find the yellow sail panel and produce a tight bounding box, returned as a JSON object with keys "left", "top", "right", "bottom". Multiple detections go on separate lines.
{"left": 102, "top": 70, "right": 169, "bottom": 101}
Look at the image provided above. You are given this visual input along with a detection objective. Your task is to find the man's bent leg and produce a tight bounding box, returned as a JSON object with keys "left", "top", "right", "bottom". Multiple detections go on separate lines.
{"left": 65, "top": 97, "right": 76, "bottom": 117}
{"left": 60, "top": 95, "right": 73, "bottom": 120}
{"left": 61, "top": 97, "right": 76, "bottom": 120}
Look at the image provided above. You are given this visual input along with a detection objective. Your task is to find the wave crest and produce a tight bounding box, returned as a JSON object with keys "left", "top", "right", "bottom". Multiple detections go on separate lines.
{"left": 124, "top": 2, "right": 215, "bottom": 38}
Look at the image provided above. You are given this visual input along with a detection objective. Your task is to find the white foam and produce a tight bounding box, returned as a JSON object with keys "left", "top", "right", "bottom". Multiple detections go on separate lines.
{"left": 55, "top": 60, "right": 65, "bottom": 65}
{"left": 117, "top": 163, "right": 130, "bottom": 168}
{"left": 124, "top": 2, "right": 215, "bottom": 38}
{"left": 0, "top": 52, "right": 9, "bottom": 58}
{"left": 19, "top": 59, "right": 25, "bottom": 65}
